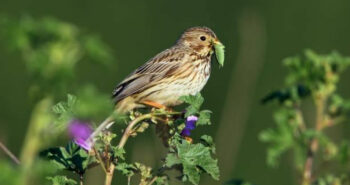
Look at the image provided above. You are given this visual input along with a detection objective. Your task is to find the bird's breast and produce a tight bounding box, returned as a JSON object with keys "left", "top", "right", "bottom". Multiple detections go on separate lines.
{"left": 135, "top": 54, "right": 211, "bottom": 106}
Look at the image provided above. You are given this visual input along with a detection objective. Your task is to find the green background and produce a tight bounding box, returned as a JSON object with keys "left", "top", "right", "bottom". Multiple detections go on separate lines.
{"left": 1, "top": 0, "right": 350, "bottom": 184}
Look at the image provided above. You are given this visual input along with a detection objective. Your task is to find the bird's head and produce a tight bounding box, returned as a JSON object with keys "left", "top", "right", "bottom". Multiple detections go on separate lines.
{"left": 177, "top": 26, "right": 225, "bottom": 67}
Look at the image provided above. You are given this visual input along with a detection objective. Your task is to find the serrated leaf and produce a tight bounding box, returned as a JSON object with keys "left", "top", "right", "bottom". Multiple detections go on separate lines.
{"left": 259, "top": 108, "right": 297, "bottom": 167}
{"left": 47, "top": 176, "right": 77, "bottom": 185}
{"left": 200, "top": 135, "right": 216, "bottom": 153}
{"left": 112, "top": 147, "right": 126, "bottom": 160}
{"left": 51, "top": 94, "right": 76, "bottom": 130}
{"left": 115, "top": 162, "right": 136, "bottom": 177}
{"left": 197, "top": 110, "right": 212, "bottom": 125}
{"left": 154, "top": 176, "right": 169, "bottom": 185}
{"left": 40, "top": 141, "right": 92, "bottom": 175}
{"left": 165, "top": 153, "right": 181, "bottom": 167}
{"left": 167, "top": 138, "right": 219, "bottom": 185}
{"left": 180, "top": 94, "right": 204, "bottom": 117}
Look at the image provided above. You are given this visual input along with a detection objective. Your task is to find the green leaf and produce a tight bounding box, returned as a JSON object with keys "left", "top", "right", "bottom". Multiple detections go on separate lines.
{"left": 259, "top": 108, "right": 298, "bottom": 167}
{"left": 111, "top": 147, "right": 126, "bottom": 160}
{"left": 0, "top": 16, "right": 114, "bottom": 98}
{"left": 51, "top": 94, "right": 76, "bottom": 130}
{"left": 200, "top": 135, "right": 216, "bottom": 153}
{"left": 166, "top": 136, "right": 219, "bottom": 185}
{"left": 197, "top": 110, "right": 212, "bottom": 125}
{"left": 115, "top": 162, "right": 136, "bottom": 177}
{"left": 180, "top": 94, "right": 204, "bottom": 117}
{"left": 47, "top": 176, "right": 77, "bottom": 185}
{"left": 154, "top": 176, "right": 169, "bottom": 185}
{"left": 165, "top": 153, "right": 181, "bottom": 167}
{"left": 40, "top": 141, "right": 93, "bottom": 175}
{"left": 214, "top": 41, "right": 225, "bottom": 67}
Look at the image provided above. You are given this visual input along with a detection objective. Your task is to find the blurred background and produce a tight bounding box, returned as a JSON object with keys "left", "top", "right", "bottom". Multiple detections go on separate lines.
{"left": 1, "top": 0, "right": 350, "bottom": 185}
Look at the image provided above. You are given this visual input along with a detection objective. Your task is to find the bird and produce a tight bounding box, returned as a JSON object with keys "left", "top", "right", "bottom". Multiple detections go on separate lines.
{"left": 112, "top": 26, "right": 223, "bottom": 113}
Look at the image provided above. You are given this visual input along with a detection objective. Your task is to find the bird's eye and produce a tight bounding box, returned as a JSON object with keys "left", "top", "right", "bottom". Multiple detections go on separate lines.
{"left": 200, "top": 36, "right": 206, "bottom": 41}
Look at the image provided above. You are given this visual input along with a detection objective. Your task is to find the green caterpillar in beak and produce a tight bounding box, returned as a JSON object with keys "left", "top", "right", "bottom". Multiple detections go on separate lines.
{"left": 213, "top": 41, "right": 225, "bottom": 67}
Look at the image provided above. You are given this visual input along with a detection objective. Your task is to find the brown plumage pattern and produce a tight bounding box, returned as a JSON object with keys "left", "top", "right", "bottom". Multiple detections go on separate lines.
{"left": 113, "top": 27, "right": 221, "bottom": 112}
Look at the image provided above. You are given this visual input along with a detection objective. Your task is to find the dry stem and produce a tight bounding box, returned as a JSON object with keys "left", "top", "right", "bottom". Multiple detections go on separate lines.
{"left": 0, "top": 141, "right": 20, "bottom": 165}
{"left": 302, "top": 96, "right": 326, "bottom": 185}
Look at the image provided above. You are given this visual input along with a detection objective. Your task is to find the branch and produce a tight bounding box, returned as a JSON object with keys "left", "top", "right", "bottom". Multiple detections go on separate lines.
{"left": 0, "top": 141, "right": 20, "bottom": 165}
{"left": 103, "top": 110, "right": 181, "bottom": 185}
{"left": 104, "top": 113, "right": 153, "bottom": 185}
{"left": 302, "top": 96, "right": 326, "bottom": 185}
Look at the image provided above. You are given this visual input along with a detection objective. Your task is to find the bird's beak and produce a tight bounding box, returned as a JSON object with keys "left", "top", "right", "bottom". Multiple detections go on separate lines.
{"left": 213, "top": 38, "right": 221, "bottom": 45}
{"left": 212, "top": 38, "right": 225, "bottom": 67}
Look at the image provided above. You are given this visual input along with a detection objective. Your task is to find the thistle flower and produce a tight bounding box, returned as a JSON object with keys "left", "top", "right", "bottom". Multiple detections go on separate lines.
{"left": 68, "top": 120, "right": 93, "bottom": 151}
{"left": 181, "top": 115, "right": 198, "bottom": 136}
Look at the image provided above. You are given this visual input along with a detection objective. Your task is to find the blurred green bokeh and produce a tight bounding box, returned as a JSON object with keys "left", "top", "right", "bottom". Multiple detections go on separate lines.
{"left": 1, "top": 0, "right": 350, "bottom": 185}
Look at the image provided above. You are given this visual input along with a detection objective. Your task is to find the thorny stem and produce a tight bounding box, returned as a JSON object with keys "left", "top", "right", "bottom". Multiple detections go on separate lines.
{"left": 0, "top": 141, "right": 20, "bottom": 165}
{"left": 302, "top": 96, "right": 326, "bottom": 185}
{"left": 103, "top": 111, "right": 181, "bottom": 185}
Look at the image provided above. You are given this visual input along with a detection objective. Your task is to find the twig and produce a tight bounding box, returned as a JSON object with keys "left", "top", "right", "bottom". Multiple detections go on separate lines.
{"left": 103, "top": 111, "right": 180, "bottom": 185}
{"left": 128, "top": 176, "right": 131, "bottom": 185}
{"left": 93, "top": 146, "right": 107, "bottom": 173}
{"left": 104, "top": 113, "right": 153, "bottom": 185}
{"left": 302, "top": 96, "right": 325, "bottom": 185}
{"left": 89, "top": 116, "right": 114, "bottom": 142}
{"left": 146, "top": 176, "right": 158, "bottom": 185}
{"left": 0, "top": 141, "right": 20, "bottom": 165}
{"left": 80, "top": 174, "right": 84, "bottom": 185}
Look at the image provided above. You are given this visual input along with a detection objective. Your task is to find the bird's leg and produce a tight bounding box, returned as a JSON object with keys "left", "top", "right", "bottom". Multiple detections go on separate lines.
{"left": 141, "top": 100, "right": 168, "bottom": 110}
{"left": 141, "top": 100, "right": 174, "bottom": 123}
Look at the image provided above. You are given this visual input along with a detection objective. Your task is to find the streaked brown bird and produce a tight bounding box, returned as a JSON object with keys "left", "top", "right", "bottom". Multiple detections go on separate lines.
{"left": 113, "top": 27, "right": 223, "bottom": 113}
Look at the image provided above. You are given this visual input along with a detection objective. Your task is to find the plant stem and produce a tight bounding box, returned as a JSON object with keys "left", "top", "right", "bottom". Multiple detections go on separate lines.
{"left": 118, "top": 114, "right": 153, "bottom": 148}
{"left": 104, "top": 113, "right": 153, "bottom": 185}
{"left": 102, "top": 110, "right": 181, "bottom": 185}
{"left": 146, "top": 176, "right": 158, "bottom": 185}
{"left": 89, "top": 116, "right": 114, "bottom": 142}
{"left": 19, "top": 97, "right": 53, "bottom": 185}
{"left": 80, "top": 175, "right": 84, "bottom": 185}
{"left": 0, "top": 141, "right": 20, "bottom": 165}
{"left": 302, "top": 96, "right": 325, "bottom": 185}
{"left": 93, "top": 146, "right": 107, "bottom": 173}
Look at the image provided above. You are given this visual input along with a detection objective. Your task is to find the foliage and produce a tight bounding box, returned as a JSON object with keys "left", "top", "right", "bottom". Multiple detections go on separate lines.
{"left": 0, "top": 15, "right": 113, "bottom": 99}
{"left": 261, "top": 50, "right": 350, "bottom": 185}
{"left": 0, "top": 15, "right": 115, "bottom": 185}
{"left": 38, "top": 93, "right": 219, "bottom": 185}
{"left": 165, "top": 134, "right": 219, "bottom": 184}
{"left": 40, "top": 141, "right": 96, "bottom": 175}
{"left": 47, "top": 176, "right": 77, "bottom": 185}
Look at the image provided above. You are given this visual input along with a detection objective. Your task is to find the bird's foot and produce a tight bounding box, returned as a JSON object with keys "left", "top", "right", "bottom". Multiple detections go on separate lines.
{"left": 141, "top": 100, "right": 172, "bottom": 111}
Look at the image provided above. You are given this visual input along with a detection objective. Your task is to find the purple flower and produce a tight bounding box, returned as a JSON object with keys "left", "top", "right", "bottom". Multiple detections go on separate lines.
{"left": 68, "top": 120, "right": 93, "bottom": 151}
{"left": 181, "top": 115, "right": 198, "bottom": 137}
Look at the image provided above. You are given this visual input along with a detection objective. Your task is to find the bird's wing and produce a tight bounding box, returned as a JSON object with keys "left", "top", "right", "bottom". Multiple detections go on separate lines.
{"left": 112, "top": 46, "right": 187, "bottom": 103}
